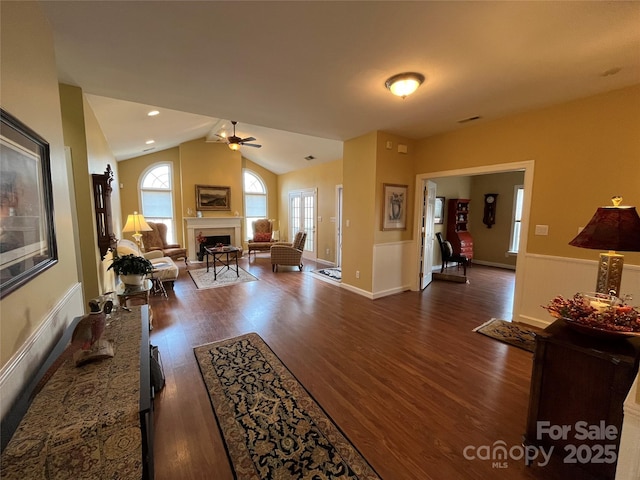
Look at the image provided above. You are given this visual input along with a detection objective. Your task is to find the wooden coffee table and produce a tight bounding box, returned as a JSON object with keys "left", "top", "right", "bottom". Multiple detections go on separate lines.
{"left": 204, "top": 246, "right": 240, "bottom": 280}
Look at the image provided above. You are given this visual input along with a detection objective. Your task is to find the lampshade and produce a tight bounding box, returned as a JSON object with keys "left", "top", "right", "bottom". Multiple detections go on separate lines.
{"left": 228, "top": 142, "right": 240, "bottom": 151}
{"left": 385, "top": 72, "right": 425, "bottom": 98}
{"left": 122, "top": 211, "right": 152, "bottom": 234}
{"left": 569, "top": 206, "right": 640, "bottom": 252}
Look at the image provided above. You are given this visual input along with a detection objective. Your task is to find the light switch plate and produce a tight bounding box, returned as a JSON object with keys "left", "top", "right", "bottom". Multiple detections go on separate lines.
{"left": 535, "top": 225, "right": 549, "bottom": 236}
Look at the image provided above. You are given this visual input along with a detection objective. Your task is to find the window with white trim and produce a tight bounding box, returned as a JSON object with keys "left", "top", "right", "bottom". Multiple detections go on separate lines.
{"left": 244, "top": 170, "right": 267, "bottom": 239}
{"left": 140, "top": 163, "right": 175, "bottom": 242}
{"left": 509, "top": 185, "right": 524, "bottom": 253}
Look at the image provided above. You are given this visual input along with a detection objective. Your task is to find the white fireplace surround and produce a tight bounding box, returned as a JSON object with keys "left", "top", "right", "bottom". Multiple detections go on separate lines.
{"left": 185, "top": 217, "right": 243, "bottom": 261}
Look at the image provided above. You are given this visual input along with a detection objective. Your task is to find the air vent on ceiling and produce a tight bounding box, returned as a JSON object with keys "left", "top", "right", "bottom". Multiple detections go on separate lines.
{"left": 458, "top": 116, "right": 482, "bottom": 124}
{"left": 304, "top": 155, "right": 316, "bottom": 161}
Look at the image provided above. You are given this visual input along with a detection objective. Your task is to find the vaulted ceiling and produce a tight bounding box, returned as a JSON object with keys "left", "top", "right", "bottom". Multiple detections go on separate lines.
{"left": 41, "top": 1, "right": 640, "bottom": 174}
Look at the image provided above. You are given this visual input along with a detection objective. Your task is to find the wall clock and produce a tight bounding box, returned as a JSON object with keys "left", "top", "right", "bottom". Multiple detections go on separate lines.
{"left": 483, "top": 193, "right": 498, "bottom": 228}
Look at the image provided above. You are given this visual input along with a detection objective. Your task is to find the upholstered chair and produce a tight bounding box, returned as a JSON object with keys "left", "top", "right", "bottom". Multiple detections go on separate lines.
{"left": 141, "top": 222, "right": 188, "bottom": 265}
{"left": 270, "top": 231, "right": 307, "bottom": 272}
{"left": 247, "top": 219, "right": 274, "bottom": 258}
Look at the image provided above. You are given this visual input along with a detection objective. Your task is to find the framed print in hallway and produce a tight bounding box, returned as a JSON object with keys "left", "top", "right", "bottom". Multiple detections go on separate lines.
{"left": 382, "top": 183, "right": 408, "bottom": 231}
{"left": 196, "top": 185, "right": 231, "bottom": 211}
{"left": 0, "top": 109, "right": 58, "bottom": 299}
{"left": 434, "top": 196, "right": 445, "bottom": 224}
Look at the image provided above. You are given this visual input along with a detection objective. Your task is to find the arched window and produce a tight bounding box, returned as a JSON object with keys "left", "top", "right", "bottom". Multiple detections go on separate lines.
{"left": 243, "top": 170, "right": 267, "bottom": 239}
{"left": 140, "top": 163, "right": 175, "bottom": 242}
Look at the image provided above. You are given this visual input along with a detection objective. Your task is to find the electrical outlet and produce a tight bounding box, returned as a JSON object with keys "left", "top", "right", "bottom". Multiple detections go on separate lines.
{"left": 356, "top": 270, "right": 360, "bottom": 279}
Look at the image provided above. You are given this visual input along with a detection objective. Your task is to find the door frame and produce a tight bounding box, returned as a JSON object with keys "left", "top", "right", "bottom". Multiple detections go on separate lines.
{"left": 335, "top": 184, "right": 343, "bottom": 267}
{"left": 288, "top": 188, "right": 317, "bottom": 260}
{"left": 413, "top": 160, "right": 534, "bottom": 321}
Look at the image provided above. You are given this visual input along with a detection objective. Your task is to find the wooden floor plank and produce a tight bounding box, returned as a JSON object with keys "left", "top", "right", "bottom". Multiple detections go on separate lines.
{"left": 148, "top": 256, "right": 577, "bottom": 479}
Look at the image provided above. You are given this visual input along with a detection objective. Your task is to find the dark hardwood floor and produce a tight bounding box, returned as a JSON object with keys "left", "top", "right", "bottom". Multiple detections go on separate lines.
{"left": 148, "top": 256, "right": 574, "bottom": 480}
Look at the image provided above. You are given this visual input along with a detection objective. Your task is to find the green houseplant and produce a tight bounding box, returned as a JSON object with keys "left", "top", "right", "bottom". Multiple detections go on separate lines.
{"left": 108, "top": 253, "right": 153, "bottom": 285}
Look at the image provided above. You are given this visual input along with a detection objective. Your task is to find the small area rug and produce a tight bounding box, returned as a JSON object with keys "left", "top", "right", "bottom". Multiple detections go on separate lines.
{"left": 314, "top": 267, "right": 342, "bottom": 282}
{"left": 194, "top": 333, "right": 381, "bottom": 479}
{"left": 473, "top": 318, "right": 538, "bottom": 352}
{"left": 188, "top": 266, "right": 257, "bottom": 290}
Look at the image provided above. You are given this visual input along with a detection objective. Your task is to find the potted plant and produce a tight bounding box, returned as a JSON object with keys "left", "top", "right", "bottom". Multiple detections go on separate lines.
{"left": 108, "top": 253, "right": 154, "bottom": 285}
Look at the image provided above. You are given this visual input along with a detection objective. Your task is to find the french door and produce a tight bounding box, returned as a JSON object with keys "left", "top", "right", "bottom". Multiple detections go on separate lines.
{"left": 288, "top": 189, "right": 316, "bottom": 259}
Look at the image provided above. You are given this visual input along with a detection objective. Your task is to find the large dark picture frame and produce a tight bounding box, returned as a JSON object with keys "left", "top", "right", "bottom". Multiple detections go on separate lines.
{"left": 196, "top": 184, "right": 231, "bottom": 211}
{"left": 0, "top": 109, "right": 58, "bottom": 299}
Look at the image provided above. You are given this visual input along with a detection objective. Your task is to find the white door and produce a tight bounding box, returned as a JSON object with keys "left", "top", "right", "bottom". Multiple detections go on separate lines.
{"left": 289, "top": 189, "right": 316, "bottom": 259}
{"left": 335, "top": 185, "right": 343, "bottom": 267}
{"left": 419, "top": 180, "right": 437, "bottom": 289}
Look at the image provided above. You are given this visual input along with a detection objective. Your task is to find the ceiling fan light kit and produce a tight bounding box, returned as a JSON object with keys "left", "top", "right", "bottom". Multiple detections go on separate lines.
{"left": 385, "top": 72, "right": 425, "bottom": 98}
{"left": 220, "top": 120, "right": 262, "bottom": 150}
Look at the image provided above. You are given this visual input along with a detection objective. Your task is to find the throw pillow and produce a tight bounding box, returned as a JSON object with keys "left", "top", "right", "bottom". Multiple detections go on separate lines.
{"left": 253, "top": 232, "right": 272, "bottom": 242}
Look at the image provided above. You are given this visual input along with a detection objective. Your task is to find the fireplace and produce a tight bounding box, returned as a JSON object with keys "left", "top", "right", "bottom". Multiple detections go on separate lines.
{"left": 184, "top": 217, "right": 243, "bottom": 261}
{"left": 197, "top": 235, "right": 231, "bottom": 261}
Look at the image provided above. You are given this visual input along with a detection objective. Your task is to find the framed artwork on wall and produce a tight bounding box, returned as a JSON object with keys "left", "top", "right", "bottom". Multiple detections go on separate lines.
{"left": 0, "top": 109, "right": 58, "bottom": 299}
{"left": 196, "top": 185, "right": 231, "bottom": 211}
{"left": 434, "top": 196, "right": 445, "bottom": 224}
{"left": 381, "top": 183, "right": 408, "bottom": 231}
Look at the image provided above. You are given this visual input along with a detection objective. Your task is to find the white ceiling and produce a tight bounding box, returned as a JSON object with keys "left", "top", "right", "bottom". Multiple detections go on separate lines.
{"left": 41, "top": 1, "right": 640, "bottom": 174}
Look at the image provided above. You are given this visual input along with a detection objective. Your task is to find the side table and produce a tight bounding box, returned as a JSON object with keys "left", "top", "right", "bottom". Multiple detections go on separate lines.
{"left": 204, "top": 246, "right": 240, "bottom": 280}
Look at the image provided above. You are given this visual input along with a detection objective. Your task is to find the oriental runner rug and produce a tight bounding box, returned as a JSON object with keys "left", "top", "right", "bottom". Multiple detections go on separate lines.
{"left": 473, "top": 318, "right": 538, "bottom": 352}
{"left": 194, "top": 333, "right": 381, "bottom": 480}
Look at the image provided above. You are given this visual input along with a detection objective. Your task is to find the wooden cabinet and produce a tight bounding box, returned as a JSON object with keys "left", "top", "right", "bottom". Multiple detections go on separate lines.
{"left": 446, "top": 199, "right": 473, "bottom": 260}
{"left": 524, "top": 319, "right": 640, "bottom": 480}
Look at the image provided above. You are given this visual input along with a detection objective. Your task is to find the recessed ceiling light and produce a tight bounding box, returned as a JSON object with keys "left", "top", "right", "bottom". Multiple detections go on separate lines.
{"left": 147, "top": 110, "right": 160, "bottom": 116}
{"left": 385, "top": 72, "right": 425, "bottom": 98}
{"left": 145, "top": 140, "right": 155, "bottom": 145}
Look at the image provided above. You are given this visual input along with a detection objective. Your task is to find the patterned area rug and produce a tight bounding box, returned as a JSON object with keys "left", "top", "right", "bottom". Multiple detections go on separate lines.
{"left": 314, "top": 267, "right": 342, "bottom": 282}
{"left": 194, "top": 333, "right": 381, "bottom": 479}
{"left": 473, "top": 318, "right": 538, "bottom": 352}
{"left": 188, "top": 266, "right": 258, "bottom": 290}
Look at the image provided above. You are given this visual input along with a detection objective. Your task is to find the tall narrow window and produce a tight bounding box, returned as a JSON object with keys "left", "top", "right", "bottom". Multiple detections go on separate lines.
{"left": 140, "top": 163, "right": 175, "bottom": 242}
{"left": 244, "top": 170, "right": 267, "bottom": 239}
{"left": 509, "top": 185, "right": 524, "bottom": 253}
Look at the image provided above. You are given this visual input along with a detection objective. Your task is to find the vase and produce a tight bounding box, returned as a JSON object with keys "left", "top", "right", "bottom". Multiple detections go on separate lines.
{"left": 120, "top": 274, "right": 145, "bottom": 286}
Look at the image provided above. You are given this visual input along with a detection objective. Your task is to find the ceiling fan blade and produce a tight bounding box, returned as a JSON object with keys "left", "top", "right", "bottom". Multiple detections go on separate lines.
{"left": 240, "top": 136, "right": 256, "bottom": 143}
{"left": 241, "top": 143, "right": 262, "bottom": 148}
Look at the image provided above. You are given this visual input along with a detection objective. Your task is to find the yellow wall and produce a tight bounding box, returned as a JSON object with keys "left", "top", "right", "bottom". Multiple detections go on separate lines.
{"left": 375, "top": 132, "right": 416, "bottom": 243}
{"left": 470, "top": 171, "right": 524, "bottom": 267}
{"left": 0, "top": 2, "right": 80, "bottom": 367}
{"left": 415, "top": 85, "right": 640, "bottom": 267}
{"left": 117, "top": 147, "right": 182, "bottom": 242}
{"left": 342, "top": 132, "right": 377, "bottom": 290}
{"left": 278, "top": 159, "right": 343, "bottom": 262}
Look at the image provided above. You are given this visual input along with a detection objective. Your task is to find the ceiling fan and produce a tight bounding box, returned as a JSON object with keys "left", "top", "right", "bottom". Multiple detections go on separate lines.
{"left": 218, "top": 121, "right": 262, "bottom": 151}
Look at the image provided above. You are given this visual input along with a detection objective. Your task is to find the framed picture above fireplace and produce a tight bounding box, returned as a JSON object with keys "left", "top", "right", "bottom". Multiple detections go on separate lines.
{"left": 196, "top": 185, "right": 231, "bottom": 211}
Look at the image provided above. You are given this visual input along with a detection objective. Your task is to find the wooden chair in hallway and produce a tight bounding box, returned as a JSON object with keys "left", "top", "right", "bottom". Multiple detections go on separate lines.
{"left": 436, "top": 232, "right": 468, "bottom": 275}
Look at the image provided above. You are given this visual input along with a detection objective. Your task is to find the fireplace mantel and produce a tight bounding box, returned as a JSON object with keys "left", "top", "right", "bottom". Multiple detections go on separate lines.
{"left": 184, "top": 217, "right": 243, "bottom": 261}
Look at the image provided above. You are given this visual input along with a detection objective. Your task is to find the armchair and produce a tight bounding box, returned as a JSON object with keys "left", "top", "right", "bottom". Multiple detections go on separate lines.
{"left": 435, "top": 232, "right": 468, "bottom": 275}
{"left": 247, "top": 219, "right": 274, "bottom": 258}
{"left": 270, "top": 231, "right": 307, "bottom": 272}
{"left": 140, "top": 222, "right": 188, "bottom": 265}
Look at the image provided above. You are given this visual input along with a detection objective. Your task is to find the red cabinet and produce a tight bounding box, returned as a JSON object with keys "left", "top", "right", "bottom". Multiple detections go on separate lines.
{"left": 447, "top": 199, "right": 474, "bottom": 261}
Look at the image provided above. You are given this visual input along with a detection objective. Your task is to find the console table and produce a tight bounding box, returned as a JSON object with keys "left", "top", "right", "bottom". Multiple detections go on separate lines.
{"left": 524, "top": 319, "right": 640, "bottom": 479}
{"left": 1, "top": 306, "right": 154, "bottom": 479}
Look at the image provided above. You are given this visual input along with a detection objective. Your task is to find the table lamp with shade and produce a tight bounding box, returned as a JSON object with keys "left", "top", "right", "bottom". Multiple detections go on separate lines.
{"left": 122, "top": 211, "right": 152, "bottom": 253}
{"left": 569, "top": 196, "right": 640, "bottom": 297}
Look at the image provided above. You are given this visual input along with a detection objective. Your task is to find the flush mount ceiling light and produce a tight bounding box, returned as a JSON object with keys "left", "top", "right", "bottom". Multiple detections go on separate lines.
{"left": 385, "top": 72, "right": 425, "bottom": 98}
{"left": 147, "top": 110, "right": 160, "bottom": 116}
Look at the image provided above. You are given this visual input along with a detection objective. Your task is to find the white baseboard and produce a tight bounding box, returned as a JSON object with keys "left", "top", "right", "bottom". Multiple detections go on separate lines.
{"left": 471, "top": 259, "right": 516, "bottom": 270}
{"left": 314, "top": 258, "right": 336, "bottom": 267}
{"left": 372, "top": 285, "right": 411, "bottom": 299}
{"left": 340, "top": 282, "right": 374, "bottom": 299}
{"left": 0, "top": 283, "right": 83, "bottom": 420}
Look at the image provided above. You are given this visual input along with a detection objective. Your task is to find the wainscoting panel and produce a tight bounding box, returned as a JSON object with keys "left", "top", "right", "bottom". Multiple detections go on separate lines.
{"left": 516, "top": 253, "right": 640, "bottom": 327}
{"left": 0, "top": 283, "right": 83, "bottom": 421}
{"left": 373, "top": 241, "right": 413, "bottom": 299}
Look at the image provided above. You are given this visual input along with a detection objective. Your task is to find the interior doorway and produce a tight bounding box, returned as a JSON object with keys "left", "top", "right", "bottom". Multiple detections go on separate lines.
{"left": 414, "top": 160, "right": 534, "bottom": 322}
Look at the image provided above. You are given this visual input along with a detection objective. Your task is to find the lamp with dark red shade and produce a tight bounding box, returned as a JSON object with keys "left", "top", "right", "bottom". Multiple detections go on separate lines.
{"left": 569, "top": 197, "right": 640, "bottom": 296}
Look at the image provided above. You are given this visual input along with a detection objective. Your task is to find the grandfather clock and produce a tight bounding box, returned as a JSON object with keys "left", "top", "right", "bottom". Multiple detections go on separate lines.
{"left": 91, "top": 165, "right": 117, "bottom": 260}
